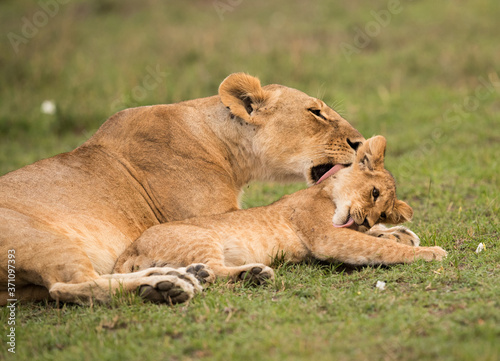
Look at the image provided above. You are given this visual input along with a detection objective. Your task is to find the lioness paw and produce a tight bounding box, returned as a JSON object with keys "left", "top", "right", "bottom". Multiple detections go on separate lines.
{"left": 416, "top": 246, "right": 447, "bottom": 262}
{"left": 138, "top": 276, "right": 194, "bottom": 305}
{"left": 124, "top": 266, "right": 204, "bottom": 294}
{"left": 238, "top": 265, "right": 275, "bottom": 286}
{"left": 367, "top": 225, "right": 420, "bottom": 247}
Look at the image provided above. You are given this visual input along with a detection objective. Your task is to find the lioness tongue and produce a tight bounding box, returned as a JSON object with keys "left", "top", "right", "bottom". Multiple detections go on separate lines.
{"left": 316, "top": 164, "right": 345, "bottom": 184}
{"left": 333, "top": 217, "right": 355, "bottom": 228}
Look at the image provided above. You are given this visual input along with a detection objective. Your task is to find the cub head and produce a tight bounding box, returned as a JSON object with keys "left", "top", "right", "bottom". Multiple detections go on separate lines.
{"left": 218, "top": 73, "right": 365, "bottom": 185}
{"left": 322, "top": 135, "right": 413, "bottom": 232}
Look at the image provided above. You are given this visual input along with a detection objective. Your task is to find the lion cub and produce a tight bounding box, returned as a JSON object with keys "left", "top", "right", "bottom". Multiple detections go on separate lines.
{"left": 114, "top": 136, "right": 447, "bottom": 284}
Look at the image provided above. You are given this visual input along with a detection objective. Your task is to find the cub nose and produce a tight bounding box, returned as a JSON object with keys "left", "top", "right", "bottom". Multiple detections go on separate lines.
{"left": 347, "top": 138, "right": 363, "bottom": 151}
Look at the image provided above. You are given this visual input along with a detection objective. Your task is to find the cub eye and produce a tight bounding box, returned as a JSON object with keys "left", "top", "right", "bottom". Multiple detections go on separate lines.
{"left": 308, "top": 108, "right": 327, "bottom": 120}
{"left": 380, "top": 212, "right": 386, "bottom": 220}
{"left": 372, "top": 187, "right": 380, "bottom": 200}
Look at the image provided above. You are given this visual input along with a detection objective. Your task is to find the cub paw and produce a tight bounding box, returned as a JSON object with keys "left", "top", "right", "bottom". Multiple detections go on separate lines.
{"left": 186, "top": 263, "right": 216, "bottom": 284}
{"left": 238, "top": 265, "right": 275, "bottom": 286}
{"left": 367, "top": 225, "right": 420, "bottom": 247}
{"left": 416, "top": 246, "right": 448, "bottom": 262}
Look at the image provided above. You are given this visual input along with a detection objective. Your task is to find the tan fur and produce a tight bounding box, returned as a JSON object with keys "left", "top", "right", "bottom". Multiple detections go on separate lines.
{"left": 114, "top": 136, "right": 447, "bottom": 282}
{"left": 330, "top": 136, "right": 413, "bottom": 229}
{"left": 0, "top": 73, "right": 365, "bottom": 304}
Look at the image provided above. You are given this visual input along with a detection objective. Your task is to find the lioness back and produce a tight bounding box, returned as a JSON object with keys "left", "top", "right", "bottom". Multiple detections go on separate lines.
{"left": 1, "top": 73, "right": 366, "bottom": 304}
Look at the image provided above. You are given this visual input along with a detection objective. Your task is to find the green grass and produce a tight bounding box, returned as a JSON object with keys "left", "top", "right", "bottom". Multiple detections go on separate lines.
{"left": 1, "top": 0, "right": 499, "bottom": 360}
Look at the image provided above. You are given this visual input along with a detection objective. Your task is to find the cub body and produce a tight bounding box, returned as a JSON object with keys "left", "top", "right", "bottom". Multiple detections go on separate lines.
{"left": 114, "top": 136, "right": 446, "bottom": 283}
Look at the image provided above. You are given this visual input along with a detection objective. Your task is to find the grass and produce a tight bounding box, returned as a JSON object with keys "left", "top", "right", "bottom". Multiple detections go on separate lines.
{"left": 1, "top": 0, "right": 499, "bottom": 360}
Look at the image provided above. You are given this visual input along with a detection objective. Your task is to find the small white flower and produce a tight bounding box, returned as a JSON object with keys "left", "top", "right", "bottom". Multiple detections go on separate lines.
{"left": 41, "top": 100, "right": 56, "bottom": 115}
{"left": 475, "top": 243, "right": 485, "bottom": 253}
{"left": 375, "top": 280, "right": 386, "bottom": 291}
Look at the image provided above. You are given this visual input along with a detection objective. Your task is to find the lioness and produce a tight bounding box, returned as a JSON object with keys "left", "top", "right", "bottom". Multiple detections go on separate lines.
{"left": 114, "top": 136, "right": 447, "bottom": 290}
{"left": 1, "top": 73, "right": 368, "bottom": 304}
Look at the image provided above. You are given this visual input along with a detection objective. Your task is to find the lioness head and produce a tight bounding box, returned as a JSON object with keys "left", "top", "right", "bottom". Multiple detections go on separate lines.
{"left": 322, "top": 135, "right": 413, "bottom": 232}
{"left": 219, "top": 73, "right": 365, "bottom": 185}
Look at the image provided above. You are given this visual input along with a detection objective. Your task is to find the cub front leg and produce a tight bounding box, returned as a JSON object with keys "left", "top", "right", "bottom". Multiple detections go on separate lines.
{"left": 365, "top": 224, "right": 420, "bottom": 247}
{"left": 309, "top": 228, "right": 446, "bottom": 265}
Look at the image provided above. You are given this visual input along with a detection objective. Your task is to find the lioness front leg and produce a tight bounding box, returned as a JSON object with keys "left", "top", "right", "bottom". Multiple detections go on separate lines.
{"left": 49, "top": 265, "right": 211, "bottom": 305}
{"left": 49, "top": 270, "right": 202, "bottom": 305}
{"left": 310, "top": 228, "right": 446, "bottom": 265}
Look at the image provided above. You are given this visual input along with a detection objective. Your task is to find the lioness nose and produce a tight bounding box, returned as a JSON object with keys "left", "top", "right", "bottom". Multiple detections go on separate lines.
{"left": 347, "top": 139, "right": 362, "bottom": 151}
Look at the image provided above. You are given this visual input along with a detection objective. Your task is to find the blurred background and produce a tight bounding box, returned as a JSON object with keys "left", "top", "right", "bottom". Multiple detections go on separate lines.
{"left": 1, "top": 0, "right": 499, "bottom": 210}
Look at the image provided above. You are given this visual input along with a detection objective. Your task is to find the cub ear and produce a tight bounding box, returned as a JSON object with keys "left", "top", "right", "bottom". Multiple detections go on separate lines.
{"left": 388, "top": 199, "right": 414, "bottom": 224}
{"left": 219, "top": 73, "right": 271, "bottom": 124}
{"left": 356, "top": 135, "right": 387, "bottom": 171}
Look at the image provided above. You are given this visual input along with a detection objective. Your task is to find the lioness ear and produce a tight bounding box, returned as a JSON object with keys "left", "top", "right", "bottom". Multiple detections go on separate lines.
{"left": 219, "top": 73, "right": 271, "bottom": 124}
{"left": 388, "top": 200, "right": 413, "bottom": 224}
{"left": 356, "top": 135, "right": 387, "bottom": 171}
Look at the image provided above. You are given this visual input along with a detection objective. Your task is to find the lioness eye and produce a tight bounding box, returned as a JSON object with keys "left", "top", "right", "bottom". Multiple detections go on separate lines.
{"left": 380, "top": 212, "right": 386, "bottom": 220}
{"left": 308, "top": 108, "right": 327, "bottom": 120}
{"left": 372, "top": 187, "right": 380, "bottom": 200}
